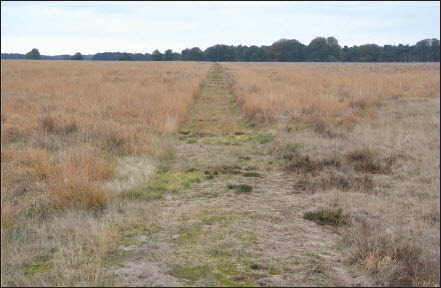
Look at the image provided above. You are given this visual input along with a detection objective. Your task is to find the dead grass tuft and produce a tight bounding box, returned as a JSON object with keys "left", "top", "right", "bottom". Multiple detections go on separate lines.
{"left": 303, "top": 208, "right": 349, "bottom": 226}
{"left": 287, "top": 154, "right": 341, "bottom": 175}
{"left": 349, "top": 220, "right": 440, "bottom": 286}
{"left": 347, "top": 148, "right": 394, "bottom": 174}
{"left": 50, "top": 152, "right": 115, "bottom": 210}
{"left": 320, "top": 173, "right": 374, "bottom": 193}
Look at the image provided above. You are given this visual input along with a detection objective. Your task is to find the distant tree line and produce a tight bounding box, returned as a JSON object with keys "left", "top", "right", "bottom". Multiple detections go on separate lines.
{"left": 1, "top": 49, "right": 94, "bottom": 60}
{"left": 91, "top": 52, "right": 151, "bottom": 61}
{"left": 2, "top": 37, "right": 439, "bottom": 62}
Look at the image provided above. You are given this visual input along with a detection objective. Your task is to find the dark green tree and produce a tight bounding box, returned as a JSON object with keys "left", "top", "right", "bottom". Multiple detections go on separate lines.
{"left": 118, "top": 53, "right": 132, "bottom": 61}
{"left": 306, "top": 37, "right": 329, "bottom": 61}
{"left": 152, "top": 50, "right": 163, "bottom": 61}
{"left": 71, "top": 52, "right": 83, "bottom": 60}
{"left": 164, "top": 49, "right": 174, "bottom": 61}
{"left": 244, "top": 46, "right": 260, "bottom": 61}
{"left": 414, "top": 39, "right": 440, "bottom": 62}
{"left": 270, "top": 39, "right": 306, "bottom": 62}
{"left": 358, "top": 44, "right": 382, "bottom": 62}
{"left": 344, "top": 46, "right": 359, "bottom": 62}
{"left": 204, "top": 45, "right": 238, "bottom": 62}
{"left": 181, "top": 47, "right": 204, "bottom": 61}
{"left": 25, "top": 48, "right": 41, "bottom": 60}
{"left": 326, "top": 37, "right": 343, "bottom": 61}
{"left": 430, "top": 38, "right": 440, "bottom": 62}
{"left": 249, "top": 52, "right": 261, "bottom": 62}
{"left": 381, "top": 45, "right": 396, "bottom": 62}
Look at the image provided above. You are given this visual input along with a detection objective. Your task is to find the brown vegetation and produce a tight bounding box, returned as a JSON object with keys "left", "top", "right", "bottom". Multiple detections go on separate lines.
{"left": 1, "top": 60, "right": 209, "bottom": 220}
{"left": 1, "top": 60, "right": 439, "bottom": 286}
{"left": 224, "top": 62, "right": 439, "bottom": 130}
{"left": 1, "top": 60, "right": 209, "bottom": 285}
{"left": 224, "top": 62, "right": 440, "bottom": 286}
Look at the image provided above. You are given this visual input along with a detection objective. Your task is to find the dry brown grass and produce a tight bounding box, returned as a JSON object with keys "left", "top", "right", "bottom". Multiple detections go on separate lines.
{"left": 1, "top": 60, "right": 210, "bottom": 286}
{"left": 224, "top": 62, "right": 440, "bottom": 133}
{"left": 1, "top": 60, "right": 209, "bottom": 219}
{"left": 223, "top": 62, "right": 440, "bottom": 286}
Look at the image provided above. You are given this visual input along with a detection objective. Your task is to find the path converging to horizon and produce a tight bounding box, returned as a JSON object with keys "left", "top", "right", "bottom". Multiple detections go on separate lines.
{"left": 110, "top": 64, "right": 370, "bottom": 287}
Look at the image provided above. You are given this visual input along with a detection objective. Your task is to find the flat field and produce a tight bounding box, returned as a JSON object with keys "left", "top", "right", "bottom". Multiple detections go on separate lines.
{"left": 1, "top": 60, "right": 439, "bottom": 287}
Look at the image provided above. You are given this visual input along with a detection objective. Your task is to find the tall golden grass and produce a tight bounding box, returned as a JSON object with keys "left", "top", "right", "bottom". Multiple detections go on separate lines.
{"left": 1, "top": 60, "right": 210, "bottom": 222}
{"left": 224, "top": 62, "right": 440, "bottom": 129}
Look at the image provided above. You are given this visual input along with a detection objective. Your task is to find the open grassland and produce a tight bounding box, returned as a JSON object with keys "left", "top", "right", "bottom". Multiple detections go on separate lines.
{"left": 1, "top": 61, "right": 439, "bottom": 287}
{"left": 1, "top": 60, "right": 210, "bottom": 286}
{"left": 224, "top": 62, "right": 439, "bottom": 131}
{"left": 223, "top": 62, "right": 440, "bottom": 286}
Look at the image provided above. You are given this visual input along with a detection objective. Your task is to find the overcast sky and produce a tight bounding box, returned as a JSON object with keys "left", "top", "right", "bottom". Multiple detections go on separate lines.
{"left": 1, "top": 1, "right": 440, "bottom": 55}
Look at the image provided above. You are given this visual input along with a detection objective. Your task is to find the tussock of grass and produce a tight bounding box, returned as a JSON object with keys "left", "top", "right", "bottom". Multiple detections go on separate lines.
{"left": 40, "top": 113, "right": 78, "bottom": 135}
{"left": 349, "top": 219, "right": 440, "bottom": 286}
{"left": 205, "top": 165, "right": 242, "bottom": 179}
{"left": 244, "top": 166, "right": 257, "bottom": 171}
{"left": 321, "top": 173, "right": 374, "bottom": 193}
{"left": 101, "top": 133, "right": 127, "bottom": 155}
{"left": 219, "top": 165, "right": 241, "bottom": 175}
{"left": 52, "top": 176, "right": 108, "bottom": 210}
{"left": 204, "top": 169, "right": 218, "bottom": 179}
{"left": 303, "top": 208, "right": 349, "bottom": 226}
{"left": 287, "top": 154, "right": 341, "bottom": 175}
{"left": 347, "top": 148, "right": 394, "bottom": 174}
{"left": 279, "top": 143, "right": 303, "bottom": 161}
{"left": 50, "top": 152, "right": 115, "bottom": 210}
{"left": 250, "top": 263, "right": 259, "bottom": 270}
{"left": 243, "top": 172, "right": 261, "bottom": 177}
{"left": 227, "top": 184, "right": 253, "bottom": 193}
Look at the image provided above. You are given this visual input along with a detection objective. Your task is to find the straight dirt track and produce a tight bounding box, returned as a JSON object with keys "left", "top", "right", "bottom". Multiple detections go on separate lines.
{"left": 110, "top": 64, "right": 371, "bottom": 287}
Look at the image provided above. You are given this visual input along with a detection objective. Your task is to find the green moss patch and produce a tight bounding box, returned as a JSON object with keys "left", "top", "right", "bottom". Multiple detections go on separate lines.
{"left": 252, "top": 133, "right": 274, "bottom": 144}
{"left": 202, "top": 137, "right": 242, "bottom": 146}
{"left": 110, "top": 222, "right": 160, "bottom": 246}
{"left": 124, "top": 171, "right": 204, "bottom": 200}
{"left": 171, "top": 265, "right": 210, "bottom": 283}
